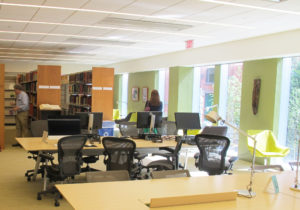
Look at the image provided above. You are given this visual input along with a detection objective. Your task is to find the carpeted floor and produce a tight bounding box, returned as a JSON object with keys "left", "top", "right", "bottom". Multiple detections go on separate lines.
{"left": 0, "top": 144, "right": 254, "bottom": 210}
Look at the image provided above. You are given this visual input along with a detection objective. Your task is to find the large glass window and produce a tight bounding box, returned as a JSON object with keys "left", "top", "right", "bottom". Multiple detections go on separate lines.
{"left": 158, "top": 69, "right": 169, "bottom": 117}
{"left": 281, "top": 57, "right": 300, "bottom": 161}
{"left": 219, "top": 63, "right": 243, "bottom": 156}
{"left": 193, "top": 66, "right": 215, "bottom": 126}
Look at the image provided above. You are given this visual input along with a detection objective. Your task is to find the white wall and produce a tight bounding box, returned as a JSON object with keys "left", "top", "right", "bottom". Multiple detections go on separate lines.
{"left": 3, "top": 61, "right": 94, "bottom": 75}
{"left": 112, "top": 28, "right": 300, "bottom": 73}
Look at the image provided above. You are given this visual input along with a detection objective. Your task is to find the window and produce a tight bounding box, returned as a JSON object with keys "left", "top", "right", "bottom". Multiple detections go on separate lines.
{"left": 192, "top": 66, "right": 215, "bottom": 126}
{"left": 219, "top": 63, "right": 243, "bottom": 156}
{"left": 280, "top": 57, "right": 300, "bottom": 161}
{"left": 158, "top": 69, "right": 169, "bottom": 117}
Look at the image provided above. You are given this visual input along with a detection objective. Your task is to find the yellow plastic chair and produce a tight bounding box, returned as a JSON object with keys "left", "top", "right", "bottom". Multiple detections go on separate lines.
{"left": 113, "top": 109, "right": 120, "bottom": 120}
{"left": 128, "top": 112, "right": 137, "bottom": 122}
{"left": 247, "top": 130, "right": 290, "bottom": 165}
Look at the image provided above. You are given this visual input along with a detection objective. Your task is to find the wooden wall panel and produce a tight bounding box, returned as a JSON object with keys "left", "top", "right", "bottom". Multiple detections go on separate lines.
{"left": 0, "top": 64, "right": 5, "bottom": 150}
{"left": 92, "top": 67, "right": 114, "bottom": 121}
{"left": 37, "top": 65, "right": 61, "bottom": 107}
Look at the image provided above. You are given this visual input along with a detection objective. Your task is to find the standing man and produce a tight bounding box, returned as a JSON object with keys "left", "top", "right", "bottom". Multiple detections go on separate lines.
{"left": 12, "top": 84, "right": 30, "bottom": 146}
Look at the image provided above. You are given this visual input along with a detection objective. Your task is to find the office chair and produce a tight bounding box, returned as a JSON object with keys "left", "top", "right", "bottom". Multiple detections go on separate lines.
{"left": 25, "top": 120, "right": 48, "bottom": 181}
{"left": 151, "top": 169, "right": 190, "bottom": 179}
{"left": 194, "top": 134, "right": 234, "bottom": 175}
{"left": 157, "top": 120, "right": 178, "bottom": 136}
{"left": 118, "top": 121, "right": 139, "bottom": 137}
{"left": 81, "top": 149, "right": 101, "bottom": 172}
{"left": 86, "top": 170, "right": 130, "bottom": 182}
{"left": 102, "top": 137, "right": 140, "bottom": 178}
{"left": 142, "top": 139, "right": 184, "bottom": 171}
{"left": 37, "top": 135, "right": 87, "bottom": 207}
{"left": 114, "top": 112, "right": 136, "bottom": 124}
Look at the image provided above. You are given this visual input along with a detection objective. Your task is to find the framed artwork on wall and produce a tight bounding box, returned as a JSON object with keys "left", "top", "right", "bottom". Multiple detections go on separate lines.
{"left": 131, "top": 87, "right": 139, "bottom": 101}
{"left": 142, "top": 87, "right": 148, "bottom": 102}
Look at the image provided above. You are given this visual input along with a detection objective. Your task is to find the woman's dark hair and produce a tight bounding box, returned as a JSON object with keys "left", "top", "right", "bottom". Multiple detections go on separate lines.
{"left": 149, "top": 89, "right": 160, "bottom": 106}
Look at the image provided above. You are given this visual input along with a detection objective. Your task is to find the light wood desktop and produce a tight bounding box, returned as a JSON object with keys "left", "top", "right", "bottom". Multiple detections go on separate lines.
{"left": 56, "top": 171, "right": 300, "bottom": 210}
{"left": 16, "top": 137, "right": 181, "bottom": 152}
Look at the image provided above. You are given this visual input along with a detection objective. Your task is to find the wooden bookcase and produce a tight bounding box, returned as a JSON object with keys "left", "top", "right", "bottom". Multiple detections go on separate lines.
{"left": 17, "top": 65, "right": 61, "bottom": 120}
{"left": 68, "top": 67, "right": 114, "bottom": 121}
{"left": 0, "top": 64, "right": 5, "bottom": 150}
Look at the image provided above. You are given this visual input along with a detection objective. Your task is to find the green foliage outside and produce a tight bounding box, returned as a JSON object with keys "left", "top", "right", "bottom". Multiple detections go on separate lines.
{"left": 286, "top": 59, "right": 300, "bottom": 160}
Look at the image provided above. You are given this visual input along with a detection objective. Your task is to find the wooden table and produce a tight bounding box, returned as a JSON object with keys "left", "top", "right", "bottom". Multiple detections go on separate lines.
{"left": 16, "top": 137, "right": 188, "bottom": 180}
{"left": 16, "top": 137, "right": 181, "bottom": 152}
{"left": 56, "top": 171, "right": 300, "bottom": 210}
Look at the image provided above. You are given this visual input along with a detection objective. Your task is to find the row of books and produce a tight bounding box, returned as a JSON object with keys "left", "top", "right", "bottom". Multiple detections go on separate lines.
{"left": 69, "top": 84, "right": 92, "bottom": 95}
{"left": 23, "top": 82, "right": 37, "bottom": 93}
{"left": 29, "top": 104, "right": 37, "bottom": 119}
{"left": 69, "top": 71, "right": 92, "bottom": 84}
{"left": 29, "top": 95, "right": 37, "bottom": 105}
{"left": 18, "top": 71, "right": 37, "bottom": 83}
{"left": 68, "top": 105, "right": 90, "bottom": 115}
{"left": 69, "top": 95, "right": 92, "bottom": 106}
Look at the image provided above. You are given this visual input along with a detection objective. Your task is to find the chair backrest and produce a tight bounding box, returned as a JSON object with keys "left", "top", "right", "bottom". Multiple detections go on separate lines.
{"left": 57, "top": 135, "right": 87, "bottom": 177}
{"left": 247, "top": 130, "right": 277, "bottom": 152}
{"left": 102, "top": 137, "right": 136, "bottom": 172}
{"left": 201, "top": 126, "right": 228, "bottom": 136}
{"left": 195, "top": 134, "right": 230, "bottom": 175}
{"left": 31, "top": 120, "right": 48, "bottom": 137}
{"left": 118, "top": 122, "right": 139, "bottom": 137}
{"left": 86, "top": 170, "right": 130, "bottom": 182}
{"left": 151, "top": 170, "right": 190, "bottom": 179}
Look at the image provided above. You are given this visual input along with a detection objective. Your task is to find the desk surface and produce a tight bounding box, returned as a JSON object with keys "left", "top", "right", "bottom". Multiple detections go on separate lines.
{"left": 56, "top": 171, "right": 300, "bottom": 210}
{"left": 16, "top": 137, "right": 181, "bottom": 151}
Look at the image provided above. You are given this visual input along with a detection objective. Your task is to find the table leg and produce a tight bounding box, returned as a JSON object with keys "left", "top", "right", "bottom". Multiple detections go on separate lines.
{"left": 184, "top": 149, "right": 189, "bottom": 170}
{"left": 32, "top": 151, "right": 41, "bottom": 181}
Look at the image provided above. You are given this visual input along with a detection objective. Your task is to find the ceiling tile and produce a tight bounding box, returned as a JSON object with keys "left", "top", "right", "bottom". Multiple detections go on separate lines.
{"left": 82, "top": 0, "right": 136, "bottom": 11}
{"left": 23, "top": 23, "right": 57, "bottom": 33}
{"left": 0, "top": 22, "right": 26, "bottom": 31}
{"left": 32, "top": 8, "right": 74, "bottom": 22}
{"left": 18, "top": 34, "right": 44, "bottom": 41}
{"left": 44, "top": 0, "right": 90, "bottom": 8}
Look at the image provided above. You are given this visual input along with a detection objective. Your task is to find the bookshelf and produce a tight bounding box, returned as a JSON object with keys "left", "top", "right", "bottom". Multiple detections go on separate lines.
{"left": 68, "top": 67, "right": 114, "bottom": 120}
{"left": 4, "top": 73, "right": 17, "bottom": 126}
{"left": 17, "top": 65, "right": 61, "bottom": 120}
{"left": 0, "top": 64, "right": 5, "bottom": 150}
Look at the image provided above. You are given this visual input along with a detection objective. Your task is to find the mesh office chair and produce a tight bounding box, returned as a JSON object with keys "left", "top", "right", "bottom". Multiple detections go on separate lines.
{"left": 194, "top": 134, "right": 231, "bottom": 175}
{"left": 25, "top": 120, "right": 48, "bottom": 181}
{"left": 118, "top": 122, "right": 140, "bottom": 137}
{"left": 37, "top": 135, "right": 87, "bottom": 207}
{"left": 151, "top": 170, "right": 190, "bottom": 179}
{"left": 102, "top": 137, "right": 139, "bottom": 178}
{"left": 86, "top": 170, "right": 130, "bottom": 182}
{"left": 142, "top": 139, "right": 183, "bottom": 171}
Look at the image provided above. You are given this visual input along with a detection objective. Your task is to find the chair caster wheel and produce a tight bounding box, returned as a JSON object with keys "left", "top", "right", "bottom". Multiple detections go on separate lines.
{"left": 27, "top": 177, "right": 31, "bottom": 182}
{"left": 37, "top": 194, "right": 42, "bottom": 200}
{"left": 55, "top": 201, "right": 60, "bottom": 207}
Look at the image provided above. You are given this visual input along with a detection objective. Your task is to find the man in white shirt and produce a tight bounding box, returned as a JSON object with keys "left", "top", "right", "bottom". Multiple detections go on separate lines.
{"left": 12, "top": 84, "right": 30, "bottom": 146}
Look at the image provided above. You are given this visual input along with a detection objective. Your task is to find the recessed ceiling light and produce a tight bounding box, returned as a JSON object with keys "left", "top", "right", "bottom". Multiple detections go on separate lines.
{"left": 0, "top": 2, "right": 253, "bottom": 29}
{"left": 199, "top": 0, "right": 300, "bottom": 15}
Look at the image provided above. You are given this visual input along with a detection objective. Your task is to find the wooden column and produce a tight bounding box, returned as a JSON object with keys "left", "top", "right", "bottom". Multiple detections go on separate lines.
{"left": 92, "top": 67, "right": 114, "bottom": 121}
{"left": 0, "top": 64, "right": 5, "bottom": 150}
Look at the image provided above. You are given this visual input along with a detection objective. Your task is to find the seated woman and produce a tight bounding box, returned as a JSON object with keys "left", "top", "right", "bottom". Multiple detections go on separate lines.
{"left": 144, "top": 89, "right": 162, "bottom": 112}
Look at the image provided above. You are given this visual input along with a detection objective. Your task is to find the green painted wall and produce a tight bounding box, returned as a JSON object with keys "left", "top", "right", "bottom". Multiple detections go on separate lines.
{"left": 213, "top": 65, "right": 221, "bottom": 109}
{"left": 239, "top": 58, "right": 282, "bottom": 161}
{"left": 168, "top": 66, "right": 194, "bottom": 121}
{"left": 113, "top": 74, "right": 122, "bottom": 109}
{"left": 127, "top": 71, "right": 157, "bottom": 113}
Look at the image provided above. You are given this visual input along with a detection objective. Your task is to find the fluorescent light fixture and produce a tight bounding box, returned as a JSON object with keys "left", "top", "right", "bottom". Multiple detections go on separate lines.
{"left": 0, "top": 30, "right": 178, "bottom": 45}
{"left": 0, "top": 38, "right": 155, "bottom": 50}
{"left": 0, "top": 47, "right": 95, "bottom": 55}
{"left": 0, "top": 19, "right": 209, "bottom": 38}
{"left": 0, "top": 2, "right": 253, "bottom": 29}
{"left": 0, "top": 55, "right": 107, "bottom": 62}
{"left": 199, "top": 0, "right": 300, "bottom": 15}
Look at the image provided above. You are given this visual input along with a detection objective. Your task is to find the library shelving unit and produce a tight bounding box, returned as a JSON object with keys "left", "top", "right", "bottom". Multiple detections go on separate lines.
{"left": 4, "top": 73, "right": 17, "bottom": 126}
{"left": 17, "top": 65, "right": 61, "bottom": 120}
{"left": 68, "top": 67, "right": 114, "bottom": 121}
{"left": 0, "top": 64, "right": 5, "bottom": 150}
{"left": 61, "top": 74, "right": 69, "bottom": 115}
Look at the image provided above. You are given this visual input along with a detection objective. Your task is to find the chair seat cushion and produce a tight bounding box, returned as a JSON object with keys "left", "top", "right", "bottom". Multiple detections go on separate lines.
{"left": 145, "top": 160, "right": 174, "bottom": 170}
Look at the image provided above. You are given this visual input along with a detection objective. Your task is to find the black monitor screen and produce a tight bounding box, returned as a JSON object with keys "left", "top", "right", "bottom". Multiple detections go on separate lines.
{"left": 137, "top": 111, "right": 162, "bottom": 129}
{"left": 48, "top": 115, "right": 81, "bottom": 135}
{"left": 175, "top": 112, "right": 201, "bottom": 130}
{"left": 75, "top": 112, "right": 103, "bottom": 130}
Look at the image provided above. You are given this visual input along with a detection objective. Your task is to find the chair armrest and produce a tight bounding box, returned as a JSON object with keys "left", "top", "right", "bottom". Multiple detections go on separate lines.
{"left": 159, "top": 147, "right": 174, "bottom": 153}
{"left": 135, "top": 154, "right": 148, "bottom": 160}
{"left": 39, "top": 153, "right": 54, "bottom": 161}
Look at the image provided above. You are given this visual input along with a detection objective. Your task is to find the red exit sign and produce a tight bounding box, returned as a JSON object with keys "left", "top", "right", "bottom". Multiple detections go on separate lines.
{"left": 185, "top": 40, "right": 194, "bottom": 49}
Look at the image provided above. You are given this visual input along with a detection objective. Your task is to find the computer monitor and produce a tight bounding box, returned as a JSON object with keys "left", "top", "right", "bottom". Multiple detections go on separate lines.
{"left": 75, "top": 112, "right": 103, "bottom": 131}
{"left": 48, "top": 115, "right": 81, "bottom": 135}
{"left": 175, "top": 112, "right": 201, "bottom": 136}
{"left": 137, "top": 111, "right": 162, "bottom": 130}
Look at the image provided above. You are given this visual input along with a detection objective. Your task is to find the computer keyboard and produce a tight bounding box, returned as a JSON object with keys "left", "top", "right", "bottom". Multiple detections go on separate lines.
{"left": 139, "top": 134, "right": 161, "bottom": 141}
